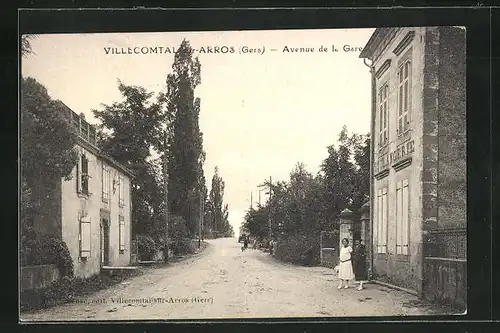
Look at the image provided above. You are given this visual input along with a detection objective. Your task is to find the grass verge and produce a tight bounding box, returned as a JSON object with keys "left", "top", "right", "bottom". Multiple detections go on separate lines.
{"left": 20, "top": 268, "right": 143, "bottom": 313}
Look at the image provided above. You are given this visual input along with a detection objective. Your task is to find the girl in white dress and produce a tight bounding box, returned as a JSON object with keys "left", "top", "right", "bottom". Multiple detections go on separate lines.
{"left": 338, "top": 238, "right": 355, "bottom": 289}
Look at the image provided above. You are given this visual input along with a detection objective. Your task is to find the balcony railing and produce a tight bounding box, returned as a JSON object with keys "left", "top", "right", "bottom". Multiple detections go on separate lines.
{"left": 63, "top": 106, "right": 98, "bottom": 146}
{"left": 424, "top": 228, "right": 467, "bottom": 259}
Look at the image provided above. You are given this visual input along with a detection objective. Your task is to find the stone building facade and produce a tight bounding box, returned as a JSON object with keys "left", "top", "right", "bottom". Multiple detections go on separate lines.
{"left": 359, "top": 27, "right": 466, "bottom": 308}
{"left": 32, "top": 105, "right": 135, "bottom": 278}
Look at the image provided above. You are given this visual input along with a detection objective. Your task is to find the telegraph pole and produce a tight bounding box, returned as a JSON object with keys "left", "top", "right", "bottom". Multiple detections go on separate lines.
{"left": 199, "top": 188, "right": 202, "bottom": 248}
{"left": 268, "top": 176, "right": 272, "bottom": 241}
{"left": 198, "top": 171, "right": 204, "bottom": 248}
{"left": 250, "top": 191, "right": 253, "bottom": 209}
{"left": 258, "top": 189, "right": 261, "bottom": 205}
{"left": 163, "top": 131, "right": 169, "bottom": 262}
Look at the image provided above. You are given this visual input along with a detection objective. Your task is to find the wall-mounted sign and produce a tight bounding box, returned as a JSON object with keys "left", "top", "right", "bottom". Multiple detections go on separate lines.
{"left": 377, "top": 154, "right": 389, "bottom": 172}
{"left": 390, "top": 140, "right": 414, "bottom": 169}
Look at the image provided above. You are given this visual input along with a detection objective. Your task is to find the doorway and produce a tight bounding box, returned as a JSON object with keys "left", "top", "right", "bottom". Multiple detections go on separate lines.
{"left": 100, "top": 211, "right": 111, "bottom": 266}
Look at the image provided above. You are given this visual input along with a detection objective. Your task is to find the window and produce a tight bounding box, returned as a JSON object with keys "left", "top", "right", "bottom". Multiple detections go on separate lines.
{"left": 397, "top": 59, "right": 411, "bottom": 134}
{"left": 119, "top": 215, "right": 125, "bottom": 253}
{"left": 378, "top": 83, "right": 389, "bottom": 146}
{"left": 118, "top": 175, "right": 125, "bottom": 206}
{"left": 76, "top": 153, "right": 89, "bottom": 195}
{"left": 79, "top": 215, "right": 91, "bottom": 258}
{"left": 377, "top": 187, "right": 388, "bottom": 253}
{"left": 102, "top": 165, "right": 110, "bottom": 202}
{"left": 396, "top": 179, "right": 410, "bottom": 255}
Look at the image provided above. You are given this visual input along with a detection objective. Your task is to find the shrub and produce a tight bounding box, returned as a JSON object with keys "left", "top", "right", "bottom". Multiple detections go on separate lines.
{"left": 169, "top": 237, "right": 195, "bottom": 255}
{"left": 167, "top": 215, "right": 195, "bottom": 256}
{"left": 275, "top": 232, "right": 320, "bottom": 265}
{"left": 136, "top": 234, "right": 157, "bottom": 260}
{"left": 22, "top": 234, "right": 74, "bottom": 278}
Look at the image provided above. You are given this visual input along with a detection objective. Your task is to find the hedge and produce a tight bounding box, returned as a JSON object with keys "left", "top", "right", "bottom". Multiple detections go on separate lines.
{"left": 21, "top": 233, "right": 74, "bottom": 278}
{"left": 136, "top": 234, "right": 157, "bottom": 260}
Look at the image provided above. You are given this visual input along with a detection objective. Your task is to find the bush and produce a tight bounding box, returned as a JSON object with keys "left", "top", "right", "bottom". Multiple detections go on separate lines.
{"left": 136, "top": 234, "right": 157, "bottom": 260}
{"left": 22, "top": 234, "right": 74, "bottom": 278}
{"left": 275, "top": 232, "right": 320, "bottom": 265}
{"left": 167, "top": 215, "right": 195, "bottom": 256}
{"left": 169, "top": 237, "right": 195, "bottom": 256}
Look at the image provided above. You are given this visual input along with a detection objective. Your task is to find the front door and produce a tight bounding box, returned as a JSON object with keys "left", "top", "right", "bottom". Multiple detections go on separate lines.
{"left": 101, "top": 218, "right": 110, "bottom": 266}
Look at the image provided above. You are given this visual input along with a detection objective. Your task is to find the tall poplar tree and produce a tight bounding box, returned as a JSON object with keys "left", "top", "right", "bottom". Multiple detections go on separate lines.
{"left": 165, "top": 40, "right": 205, "bottom": 236}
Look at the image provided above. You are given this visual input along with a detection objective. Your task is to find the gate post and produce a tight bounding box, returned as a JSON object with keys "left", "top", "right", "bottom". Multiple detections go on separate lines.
{"left": 338, "top": 208, "right": 354, "bottom": 248}
{"left": 320, "top": 231, "right": 323, "bottom": 264}
{"left": 360, "top": 201, "right": 371, "bottom": 278}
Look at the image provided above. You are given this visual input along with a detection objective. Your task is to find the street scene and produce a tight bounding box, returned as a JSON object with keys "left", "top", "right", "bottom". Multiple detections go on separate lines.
{"left": 20, "top": 26, "right": 466, "bottom": 321}
{"left": 21, "top": 238, "right": 449, "bottom": 321}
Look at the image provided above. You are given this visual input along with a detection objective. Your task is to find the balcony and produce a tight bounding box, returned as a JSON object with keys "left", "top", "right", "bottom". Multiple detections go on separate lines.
{"left": 62, "top": 105, "right": 98, "bottom": 146}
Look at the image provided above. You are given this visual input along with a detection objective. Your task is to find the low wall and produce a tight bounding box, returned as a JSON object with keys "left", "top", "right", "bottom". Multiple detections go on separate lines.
{"left": 131, "top": 253, "right": 138, "bottom": 264}
{"left": 423, "top": 257, "right": 467, "bottom": 310}
{"left": 320, "top": 248, "right": 338, "bottom": 268}
{"left": 21, "top": 264, "right": 60, "bottom": 292}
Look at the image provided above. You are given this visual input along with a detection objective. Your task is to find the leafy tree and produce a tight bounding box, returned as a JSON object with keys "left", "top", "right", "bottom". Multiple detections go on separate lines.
{"left": 21, "top": 35, "right": 37, "bottom": 58}
{"left": 242, "top": 207, "right": 269, "bottom": 240}
{"left": 207, "top": 166, "right": 232, "bottom": 238}
{"left": 92, "top": 81, "right": 167, "bottom": 241}
{"left": 165, "top": 39, "right": 204, "bottom": 236}
{"left": 243, "top": 126, "right": 370, "bottom": 244}
{"left": 20, "top": 77, "right": 79, "bottom": 200}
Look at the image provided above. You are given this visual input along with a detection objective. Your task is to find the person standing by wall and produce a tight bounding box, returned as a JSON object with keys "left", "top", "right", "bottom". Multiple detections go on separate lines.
{"left": 338, "top": 238, "right": 355, "bottom": 289}
{"left": 352, "top": 238, "right": 368, "bottom": 290}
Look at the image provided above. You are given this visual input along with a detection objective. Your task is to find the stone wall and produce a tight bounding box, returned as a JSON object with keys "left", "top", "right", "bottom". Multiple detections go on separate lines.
{"left": 20, "top": 264, "right": 60, "bottom": 292}
{"left": 423, "top": 257, "right": 467, "bottom": 310}
{"left": 320, "top": 248, "right": 338, "bottom": 268}
{"left": 437, "top": 26, "right": 467, "bottom": 230}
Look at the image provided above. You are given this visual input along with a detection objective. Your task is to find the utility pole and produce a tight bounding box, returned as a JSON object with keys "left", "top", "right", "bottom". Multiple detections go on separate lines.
{"left": 163, "top": 131, "right": 169, "bottom": 262}
{"left": 250, "top": 191, "right": 253, "bottom": 209}
{"left": 258, "top": 189, "right": 261, "bottom": 205}
{"left": 198, "top": 170, "right": 204, "bottom": 248}
{"left": 268, "top": 176, "right": 272, "bottom": 241}
{"left": 199, "top": 188, "right": 202, "bottom": 248}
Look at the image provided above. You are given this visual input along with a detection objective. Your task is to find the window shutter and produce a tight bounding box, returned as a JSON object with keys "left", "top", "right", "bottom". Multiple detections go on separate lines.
{"left": 402, "top": 179, "right": 410, "bottom": 255}
{"left": 119, "top": 176, "right": 125, "bottom": 206}
{"left": 396, "top": 181, "right": 402, "bottom": 254}
{"left": 76, "top": 155, "right": 81, "bottom": 193}
{"left": 381, "top": 187, "right": 387, "bottom": 253}
{"left": 80, "top": 215, "right": 91, "bottom": 257}
{"left": 119, "top": 216, "right": 125, "bottom": 251}
{"left": 377, "top": 189, "right": 382, "bottom": 253}
{"left": 102, "top": 165, "right": 108, "bottom": 201}
{"left": 82, "top": 155, "right": 88, "bottom": 174}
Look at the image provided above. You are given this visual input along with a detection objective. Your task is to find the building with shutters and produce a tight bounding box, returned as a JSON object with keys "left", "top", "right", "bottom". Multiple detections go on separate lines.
{"left": 31, "top": 104, "right": 135, "bottom": 278}
{"left": 359, "top": 26, "right": 467, "bottom": 308}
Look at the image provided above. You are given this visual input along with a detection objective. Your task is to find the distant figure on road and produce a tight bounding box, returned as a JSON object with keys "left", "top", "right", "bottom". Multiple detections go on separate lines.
{"left": 252, "top": 238, "right": 258, "bottom": 250}
{"left": 268, "top": 239, "right": 274, "bottom": 255}
{"left": 352, "top": 239, "right": 367, "bottom": 290}
{"left": 337, "top": 238, "right": 355, "bottom": 289}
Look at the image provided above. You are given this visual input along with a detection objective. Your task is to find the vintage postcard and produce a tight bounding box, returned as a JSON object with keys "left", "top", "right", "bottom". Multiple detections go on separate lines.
{"left": 19, "top": 26, "right": 466, "bottom": 321}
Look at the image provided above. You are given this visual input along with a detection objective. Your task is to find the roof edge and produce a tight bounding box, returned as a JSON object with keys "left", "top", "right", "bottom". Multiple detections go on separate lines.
{"left": 359, "top": 28, "right": 390, "bottom": 59}
{"left": 76, "top": 136, "right": 136, "bottom": 179}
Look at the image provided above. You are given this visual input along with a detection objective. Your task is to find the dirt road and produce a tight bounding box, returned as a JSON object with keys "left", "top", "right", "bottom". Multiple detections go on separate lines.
{"left": 21, "top": 237, "right": 453, "bottom": 321}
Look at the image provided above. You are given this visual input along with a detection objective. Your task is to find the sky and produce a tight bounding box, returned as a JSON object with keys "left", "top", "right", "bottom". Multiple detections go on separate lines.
{"left": 22, "top": 28, "right": 375, "bottom": 237}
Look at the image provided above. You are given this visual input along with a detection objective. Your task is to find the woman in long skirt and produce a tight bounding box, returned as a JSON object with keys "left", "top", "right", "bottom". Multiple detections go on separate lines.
{"left": 352, "top": 239, "right": 368, "bottom": 290}
{"left": 338, "top": 238, "right": 355, "bottom": 289}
